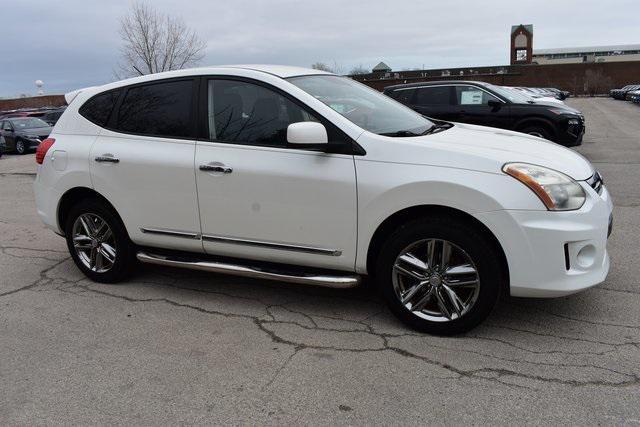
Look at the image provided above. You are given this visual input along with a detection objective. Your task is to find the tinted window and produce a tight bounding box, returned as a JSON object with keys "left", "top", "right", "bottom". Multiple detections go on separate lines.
{"left": 208, "top": 79, "right": 318, "bottom": 146}
{"left": 117, "top": 80, "right": 193, "bottom": 138}
{"left": 455, "top": 86, "right": 500, "bottom": 106}
{"left": 44, "top": 111, "right": 63, "bottom": 121}
{"left": 414, "top": 86, "right": 452, "bottom": 105}
{"left": 79, "top": 90, "right": 120, "bottom": 126}
{"left": 389, "top": 89, "right": 415, "bottom": 104}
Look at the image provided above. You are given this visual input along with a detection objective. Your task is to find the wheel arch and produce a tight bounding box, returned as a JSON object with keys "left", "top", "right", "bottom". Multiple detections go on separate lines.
{"left": 57, "top": 187, "right": 124, "bottom": 236}
{"left": 513, "top": 116, "right": 557, "bottom": 139}
{"left": 365, "top": 204, "right": 510, "bottom": 294}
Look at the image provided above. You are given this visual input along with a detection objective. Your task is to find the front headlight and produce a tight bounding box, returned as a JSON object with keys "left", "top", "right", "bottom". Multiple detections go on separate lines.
{"left": 503, "top": 162, "right": 586, "bottom": 211}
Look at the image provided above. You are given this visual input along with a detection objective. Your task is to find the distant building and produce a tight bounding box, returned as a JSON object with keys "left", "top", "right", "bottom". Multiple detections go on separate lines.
{"left": 533, "top": 44, "right": 640, "bottom": 64}
{"left": 372, "top": 62, "right": 392, "bottom": 73}
{"left": 510, "top": 24, "right": 534, "bottom": 65}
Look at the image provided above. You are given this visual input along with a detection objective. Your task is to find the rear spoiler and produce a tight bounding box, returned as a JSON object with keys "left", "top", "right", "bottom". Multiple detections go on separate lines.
{"left": 64, "top": 86, "right": 97, "bottom": 105}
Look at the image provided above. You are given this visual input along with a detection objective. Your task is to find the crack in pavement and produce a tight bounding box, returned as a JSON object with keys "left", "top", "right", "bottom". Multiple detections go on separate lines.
{"left": 3, "top": 248, "right": 639, "bottom": 393}
{"left": 0, "top": 257, "right": 69, "bottom": 298}
{"left": 25, "top": 275, "right": 640, "bottom": 391}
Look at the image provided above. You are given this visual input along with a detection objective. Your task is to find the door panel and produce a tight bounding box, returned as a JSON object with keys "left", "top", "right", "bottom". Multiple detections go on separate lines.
{"left": 90, "top": 133, "right": 202, "bottom": 252}
{"left": 88, "top": 78, "right": 202, "bottom": 252}
{"left": 1, "top": 122, "right": 16, "bottom": 150}
{"left": 454, "top": 86, "right": 511, "bottom": 129}
{"left": 195, "top": 77, "right": 358, "bottom": 270}
{"left": 195, "top": 142, "right": 357, "bottom": 270}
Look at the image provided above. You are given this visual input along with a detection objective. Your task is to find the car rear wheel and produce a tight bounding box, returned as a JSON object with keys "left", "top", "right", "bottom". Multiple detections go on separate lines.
{"left": 64, "top": 198, "right": 136, "bottom": 283}
{"left": 15, "top": 140, "right": 26, "bottom": 154}
{"left": 374, "top": 216, "right": 503, "bottom": 335}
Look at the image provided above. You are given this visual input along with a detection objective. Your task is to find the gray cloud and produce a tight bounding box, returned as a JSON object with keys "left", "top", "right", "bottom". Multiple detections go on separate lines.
{"left": 1, "top": 0, "right": 639, "bottom": 97}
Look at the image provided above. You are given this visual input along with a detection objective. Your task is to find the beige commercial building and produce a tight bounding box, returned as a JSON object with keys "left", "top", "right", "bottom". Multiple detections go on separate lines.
{"left": 533, "top": 44, "right": 640, "bottom": 64}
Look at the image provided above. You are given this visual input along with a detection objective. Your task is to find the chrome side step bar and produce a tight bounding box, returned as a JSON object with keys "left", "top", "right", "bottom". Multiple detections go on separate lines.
{"left": 136, "top": 251, "right": 361, "bottom": 289}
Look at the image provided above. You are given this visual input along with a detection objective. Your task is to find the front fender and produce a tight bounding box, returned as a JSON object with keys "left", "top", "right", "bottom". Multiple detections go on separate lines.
{"left": 353, "top": 160, "right": 544, "bottom": 273}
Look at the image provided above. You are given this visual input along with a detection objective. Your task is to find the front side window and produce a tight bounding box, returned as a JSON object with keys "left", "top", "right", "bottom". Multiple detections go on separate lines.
{"left": 414, "top": 86, "right": 452, "bottom": 105}
{"left": 79, "top": 90, "right": 121, "bottom": 127}
{"left": 455, "top": 86, "right": 500, "bottom": 106}
{"left": 288, "top": 75, "right": 434, "bottom": 137}
{"left": 116, "top": 80, "right": 193, "bottom": 138}
{"left": 207, "top": 79, "right": 318, "bottom": 146}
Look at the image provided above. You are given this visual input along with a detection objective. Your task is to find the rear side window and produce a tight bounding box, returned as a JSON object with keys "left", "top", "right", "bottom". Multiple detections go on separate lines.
{"left": 414, "top": 86, "right": 452, "bottom": 105}
{"left": 79, "top": 90, "right": 120, "bottom": 126}
{"left": 116, "top": 80, "right": 193, "bottom": 138}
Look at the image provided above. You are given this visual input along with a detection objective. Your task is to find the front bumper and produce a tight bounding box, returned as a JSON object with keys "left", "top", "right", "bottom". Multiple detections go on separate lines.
{"left": 474, "top": 183, "right": 612, "bottom": 298}
{"left": 557, "top": 116, "right": 585, "bottom": 147}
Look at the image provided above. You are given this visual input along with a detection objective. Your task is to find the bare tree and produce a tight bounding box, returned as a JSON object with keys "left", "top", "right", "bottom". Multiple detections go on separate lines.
{"left": 348, "top": 64, "right": 370, "bottom": 75}
{"left": 311, "top": 61, "right": 345, "bottom": 75}
{"left": 116, "top": 2, "right": 207, "bottom": 77}
{"left": 583, "top": 68, "right": 613, "bottom": 96}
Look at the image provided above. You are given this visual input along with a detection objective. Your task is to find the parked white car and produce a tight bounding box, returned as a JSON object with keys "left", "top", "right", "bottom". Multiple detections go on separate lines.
{"left": 34, "top": 65, "right": 613, "bottom": 334}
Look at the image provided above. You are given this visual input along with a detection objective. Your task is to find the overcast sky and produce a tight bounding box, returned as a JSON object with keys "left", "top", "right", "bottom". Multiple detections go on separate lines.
{"left": 2, "top": 0, "right": 639, "bottom": 97}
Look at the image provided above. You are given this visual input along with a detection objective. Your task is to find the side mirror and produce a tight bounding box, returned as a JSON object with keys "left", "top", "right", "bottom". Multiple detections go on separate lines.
{"left": 287, "top": 122, "right": 328, "bottom": 146}
{"left": 487, "top": 99, "right": 502, "bottom": 110}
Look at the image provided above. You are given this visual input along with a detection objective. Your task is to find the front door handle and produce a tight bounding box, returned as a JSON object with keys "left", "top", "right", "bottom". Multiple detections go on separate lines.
{"left": 95, "top": 154, "right": 119, "bottom": 163}
{"left": 199, "top": 163, "right": 233, "bottom": 174}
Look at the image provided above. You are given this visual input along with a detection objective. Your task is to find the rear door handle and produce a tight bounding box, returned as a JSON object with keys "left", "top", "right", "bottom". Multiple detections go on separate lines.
{"left": 95, "top": 154, "right": 119, "bottom": 163}
{"left": 199, "top": 163, "right": 233, "bottom": 174}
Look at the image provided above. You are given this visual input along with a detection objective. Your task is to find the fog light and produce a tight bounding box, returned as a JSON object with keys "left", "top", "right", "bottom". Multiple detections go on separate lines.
{"left": 576, "top": 244, "right": 596, "bottom": 268}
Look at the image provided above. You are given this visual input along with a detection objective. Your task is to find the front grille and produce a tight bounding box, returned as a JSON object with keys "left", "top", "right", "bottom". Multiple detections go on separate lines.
{"left": 586, "top": 171, "right": 604, "bottom": 195}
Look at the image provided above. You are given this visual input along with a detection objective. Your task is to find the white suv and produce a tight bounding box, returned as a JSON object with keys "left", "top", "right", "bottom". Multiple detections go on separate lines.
{"left": 34, "top": 65, "right": 613, "bottom": 334}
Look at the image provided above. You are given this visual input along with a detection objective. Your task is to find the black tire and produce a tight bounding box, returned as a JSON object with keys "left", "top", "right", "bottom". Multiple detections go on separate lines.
{"left": 520, "top": 125, "right": 551, "bottom": 141}
{"left": 15, "top": 139, "right": 26, "bottom": 154}
{"left": 374, "top": 215, "right": 504, "bottom": 335}
{"left": 64, "top": 198, "right": 136, "bottom": 283}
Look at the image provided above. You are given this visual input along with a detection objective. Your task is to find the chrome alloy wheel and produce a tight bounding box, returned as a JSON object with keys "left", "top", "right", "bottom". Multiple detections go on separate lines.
{"left": 392, "top": 239, "right": 480, "bottom": 322}
{"left": 72, "top": 213, "right": 116, "bottom": 273}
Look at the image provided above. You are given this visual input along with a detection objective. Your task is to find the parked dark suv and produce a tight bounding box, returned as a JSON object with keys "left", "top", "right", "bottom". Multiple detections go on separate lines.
{"left": 384, "top": 81, "right": 585, "bottom": 146}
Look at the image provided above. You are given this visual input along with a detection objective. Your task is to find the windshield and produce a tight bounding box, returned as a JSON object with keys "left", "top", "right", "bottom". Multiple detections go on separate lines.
{"left": 489, "top": 85, "right": 534, "bottom": 104}
{"left": 9, "top": 117, "right": 50, "bottom": 129}
{"left": 288, "top": 75, "right": 434, "bottom": 136}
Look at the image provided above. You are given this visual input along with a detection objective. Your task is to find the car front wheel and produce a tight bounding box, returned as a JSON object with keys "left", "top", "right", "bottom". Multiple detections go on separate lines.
{"left": 64, "top": 198, "right": 136, "bottom": 283}
{"left": 375, "top": 216, "right": 504, "bottom": 335}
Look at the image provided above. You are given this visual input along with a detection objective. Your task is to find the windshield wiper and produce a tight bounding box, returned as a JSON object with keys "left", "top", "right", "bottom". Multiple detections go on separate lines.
{"left": 420, "top": 122, "right": 453, "bottom": 135}
{"left": 379, "top": 130, "right": 421, "bottom": 137}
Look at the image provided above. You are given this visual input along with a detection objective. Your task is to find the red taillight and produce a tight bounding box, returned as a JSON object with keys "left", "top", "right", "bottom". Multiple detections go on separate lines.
{"left": 36, "top": 138, "right": 55, "bottom": 164}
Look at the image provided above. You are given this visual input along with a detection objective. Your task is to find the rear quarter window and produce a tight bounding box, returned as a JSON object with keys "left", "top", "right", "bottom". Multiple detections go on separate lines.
{"left": 79, "top": 90, "right": 121, "bottom": 127}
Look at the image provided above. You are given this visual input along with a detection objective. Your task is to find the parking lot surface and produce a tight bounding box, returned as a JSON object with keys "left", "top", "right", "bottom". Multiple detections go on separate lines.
{"left": 1, "top": 98, "right": 639, "bottom": 425}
